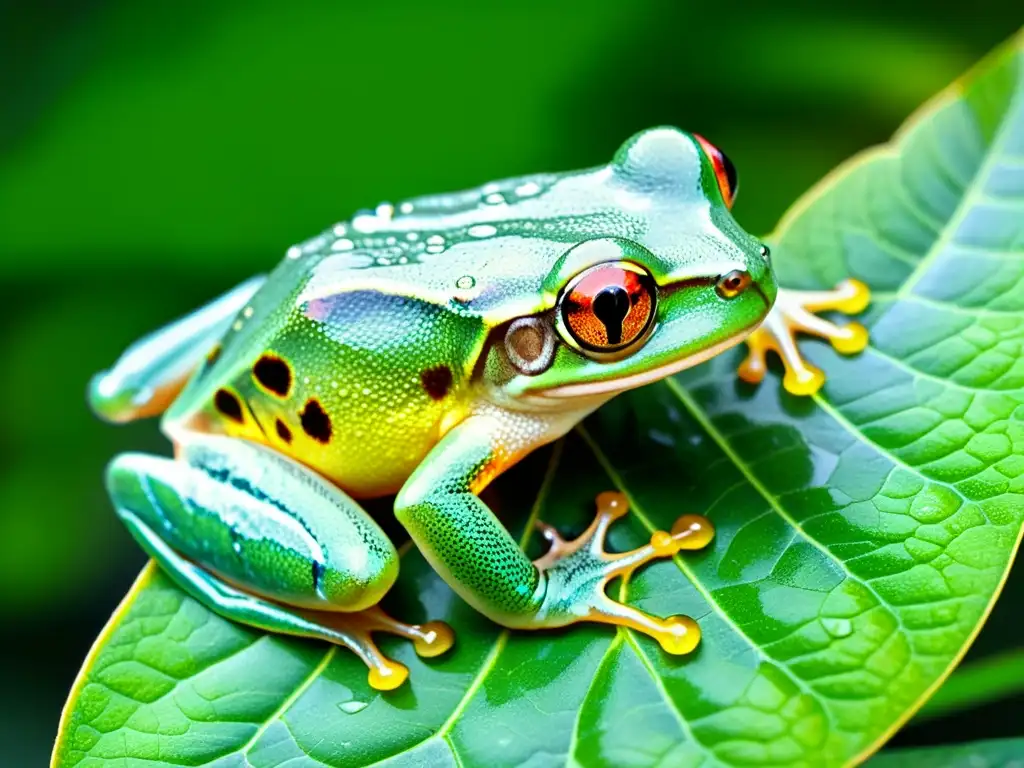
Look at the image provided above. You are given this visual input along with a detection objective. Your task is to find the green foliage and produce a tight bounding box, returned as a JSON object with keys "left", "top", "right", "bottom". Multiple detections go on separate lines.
{"left": 916, "top": 648, "right": 1024, "bottom": 721}
{"left": 52, "top": 32, "right": 1024, "bottom": 768}
{"left": 868, "top": 738, "right": 1024, "bottom": 767}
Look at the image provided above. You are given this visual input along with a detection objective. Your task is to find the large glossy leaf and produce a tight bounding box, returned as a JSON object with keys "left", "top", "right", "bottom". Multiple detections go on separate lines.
{"left": 53, "top": 32, "right": 1024, "bottom": 768}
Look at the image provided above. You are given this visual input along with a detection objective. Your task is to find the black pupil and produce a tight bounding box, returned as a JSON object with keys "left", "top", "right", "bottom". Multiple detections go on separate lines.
{"left": 720, "top": 150, "right": 738, "bottom": 197}
{"left": 592, "top": 285, "right": 630, "bottom": 345}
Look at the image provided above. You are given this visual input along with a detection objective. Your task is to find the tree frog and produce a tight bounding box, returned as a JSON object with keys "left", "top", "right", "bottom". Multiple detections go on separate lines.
{"left": 90, "top": 128, "right": 869, "bottom": 690}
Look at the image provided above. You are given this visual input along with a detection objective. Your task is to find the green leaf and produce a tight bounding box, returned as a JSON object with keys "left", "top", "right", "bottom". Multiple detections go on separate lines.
{"left": 54, "top": 32, "right": 1024, "bottom": 768}
{"left": 868, "top": 737, "right": 1024, "bottom": 767}
{"left": 915, "top": 647, "right": 1024, "bottom": 721}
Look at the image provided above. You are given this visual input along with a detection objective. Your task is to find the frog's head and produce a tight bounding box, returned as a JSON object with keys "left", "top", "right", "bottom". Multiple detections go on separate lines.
{"left": 488, "top": 127, "right": 777, "bottom": 406}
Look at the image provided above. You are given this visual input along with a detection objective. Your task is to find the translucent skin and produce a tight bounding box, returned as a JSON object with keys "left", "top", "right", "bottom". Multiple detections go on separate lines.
{"left": 90, "top": 127, "right": 869, "bottom": 688}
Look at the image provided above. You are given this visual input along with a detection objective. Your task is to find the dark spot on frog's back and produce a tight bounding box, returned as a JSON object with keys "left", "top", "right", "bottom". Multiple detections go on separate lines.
{"left": 300, "top": 399, "right": 332, "bottom": 443}
{"left": 421, "top": 365, "right": 453, "bottom": 400}
{"left": 253, "top": 354, "right": 292, "bottom": 397}
{"left": 214, "top": 389, "right": 245, "bottom": 423}
{"left": 275, "top": 419, "right": 293, "bottom": 444}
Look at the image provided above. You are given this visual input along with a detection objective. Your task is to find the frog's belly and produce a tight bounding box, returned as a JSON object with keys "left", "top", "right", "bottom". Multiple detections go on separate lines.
{"left": 283, "top": 409, "right": 442, "bottom": 499}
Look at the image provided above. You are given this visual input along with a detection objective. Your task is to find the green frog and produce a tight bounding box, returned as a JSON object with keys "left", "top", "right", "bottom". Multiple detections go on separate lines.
{"left": 90, "top": 128, "right": 869, "bottom": 690}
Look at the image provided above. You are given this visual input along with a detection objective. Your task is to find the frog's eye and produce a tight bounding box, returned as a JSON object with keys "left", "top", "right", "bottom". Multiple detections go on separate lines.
{"left": 559, "top": 262, "right": 657, "bottom": 355}
{"left": 694, "top": 134, "right": 738, "bottom": 208}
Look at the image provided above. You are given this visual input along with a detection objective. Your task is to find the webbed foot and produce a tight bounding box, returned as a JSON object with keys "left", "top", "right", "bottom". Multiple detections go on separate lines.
{"left": 302, "top": 605, "right": 455, "bottom": 691}
{"left": 533, "top": 492, "right": 714, "bottom": 655}
{"left": 739, "top": 278, "right": 871, "bottom": 395}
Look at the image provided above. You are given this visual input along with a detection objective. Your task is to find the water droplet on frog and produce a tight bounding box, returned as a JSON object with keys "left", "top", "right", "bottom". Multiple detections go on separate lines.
{"left": 483, "top": 192, "right": 505, "bottom": 205}
{"left": 333, "top": 223, "right": 348, "bottom": 237}
{"left": 339, "top": 700, "right": 368, "bottom": 715}
{"left": 456, "top": 275, "right": 476, "bottom": 289}
{"left": 822, "top": 618, "right": 852, "bottom": 638}
{"left": 515, "top": 181, "right": 541, "bottom": 197}
{"left": 385, "top": 236, "right": 397, "bottom": 246}
{"left": 375, "top": 202, "right": 394, "bottom": 220}
{"left": 468, "top": 224, "right": 497, "bottom": 238}
{"left": 399, "top": 202, "right": 414, "bottom": 214}
{"left": 376, "top": 257, "right": 392, "bottom": 266}
{"left": 232, "top": 541, "right": 243, "bottom": 555}
{"left": 333, "top": 238, "right": 355, "bottom": 252}
{"left": 425, "top": 234, "right": 447, "bottom": 254}
{"left": 405, "top": 232, "right": 419, "bottom": 241}
{"left": 352, "top": 210, "right": 380, "bottom": 233}
{"left": 286, "top": 246, "right": 302, "bottom": 259}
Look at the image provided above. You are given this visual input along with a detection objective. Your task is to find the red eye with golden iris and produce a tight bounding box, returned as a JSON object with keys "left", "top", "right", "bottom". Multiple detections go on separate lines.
{"left": 694, "top": 134, "right": 739, "bottom": 208}
{"left": 561, "top": 262, "right": 657, "bottom": 352}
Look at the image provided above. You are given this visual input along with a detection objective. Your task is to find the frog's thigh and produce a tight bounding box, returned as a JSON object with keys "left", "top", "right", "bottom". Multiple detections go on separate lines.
{"left": 107, "top": 433, "right": 452, "bottom": 690}
{"left": 90, "top": 275, "right": 266, "bottom": 423}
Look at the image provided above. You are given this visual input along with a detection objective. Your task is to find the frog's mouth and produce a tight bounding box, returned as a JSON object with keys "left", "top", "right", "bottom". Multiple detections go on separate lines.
{"left": 536, "top": 329, "right": 755, "bottom": 399}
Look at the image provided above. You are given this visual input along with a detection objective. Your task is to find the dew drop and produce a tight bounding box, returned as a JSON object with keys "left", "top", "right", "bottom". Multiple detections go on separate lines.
{"left": 333, "top": 223, "right": 348, "bottom": 237}
{"left": 399, "top": 202, "right": 414, "bottom": 214}
{"left": 426, "top": 235, "right": 445, "bottom": 246}
{"left": 468, "top": 224, "right": 497, "bottom": 238}
{"left": 515, "top": 181, "right": 541, "bottom": 197}
{"left": 456, "top": 275, "right": 476, "bottom": 290}
{"left": 822, "top": 618, "right": 852, "bottom": 638}
{"left": 333, "top": 238, "right": 355, "bottom": 251}
{"left": 484, "top": 192, "right": 505, "bottom": 205}
{"left": 286, "top": 245, "right": 302, "bottom": 259}
{"left": 405, "top": 232, "right": 419, "bottom": 241}
{"left": 352, "top": 211, "right": 379, "bottom": 233}
{"left": 339, "top": 700, "right": 368, "bottom": 715}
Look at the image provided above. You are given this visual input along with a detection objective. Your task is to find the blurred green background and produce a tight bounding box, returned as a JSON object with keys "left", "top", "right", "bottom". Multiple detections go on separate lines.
{"left": 1, "top": 1, "right": 1020, "bottom": 763}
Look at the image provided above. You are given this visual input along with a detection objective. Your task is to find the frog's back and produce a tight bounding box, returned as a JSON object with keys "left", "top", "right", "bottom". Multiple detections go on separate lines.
{"left": 164, "top": 151, "right": 690, "bottom": 496}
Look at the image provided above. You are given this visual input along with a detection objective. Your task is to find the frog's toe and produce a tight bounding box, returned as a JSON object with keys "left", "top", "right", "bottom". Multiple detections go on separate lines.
{"left": 308, "top": 604, "right": 454, "bottom": 690}
{"left": 740, "top": 279, "right": 871, "bottom": 396}
{"left": 534, "top": 491, "right": 713, "bottom": 655}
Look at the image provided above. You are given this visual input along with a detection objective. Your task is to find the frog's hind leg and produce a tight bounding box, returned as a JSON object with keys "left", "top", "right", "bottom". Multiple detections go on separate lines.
{"left": 533, "top": 492, "right": 714, "bottom": 654}
{"left": 107, "top": 434, "right": 453, "bottom": 690}
{"left": 738, "top": 278, "right": 870, "bottom": 395}
{"left": 89, "top": 275, "right": 265, "bottom": 423}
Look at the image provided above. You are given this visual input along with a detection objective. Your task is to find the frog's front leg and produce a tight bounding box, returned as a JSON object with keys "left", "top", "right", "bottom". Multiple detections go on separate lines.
{"left": 395, "top": 414, "right": 714, "bottom": 654}
{"left": 107, "top": 433, "right": 453, "bottom": 690}
{"left": 89, "top": 275, "right": 265, "bottom": 423}
{"left": 738, "top": 278, "right": 871, "bottom": 395}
